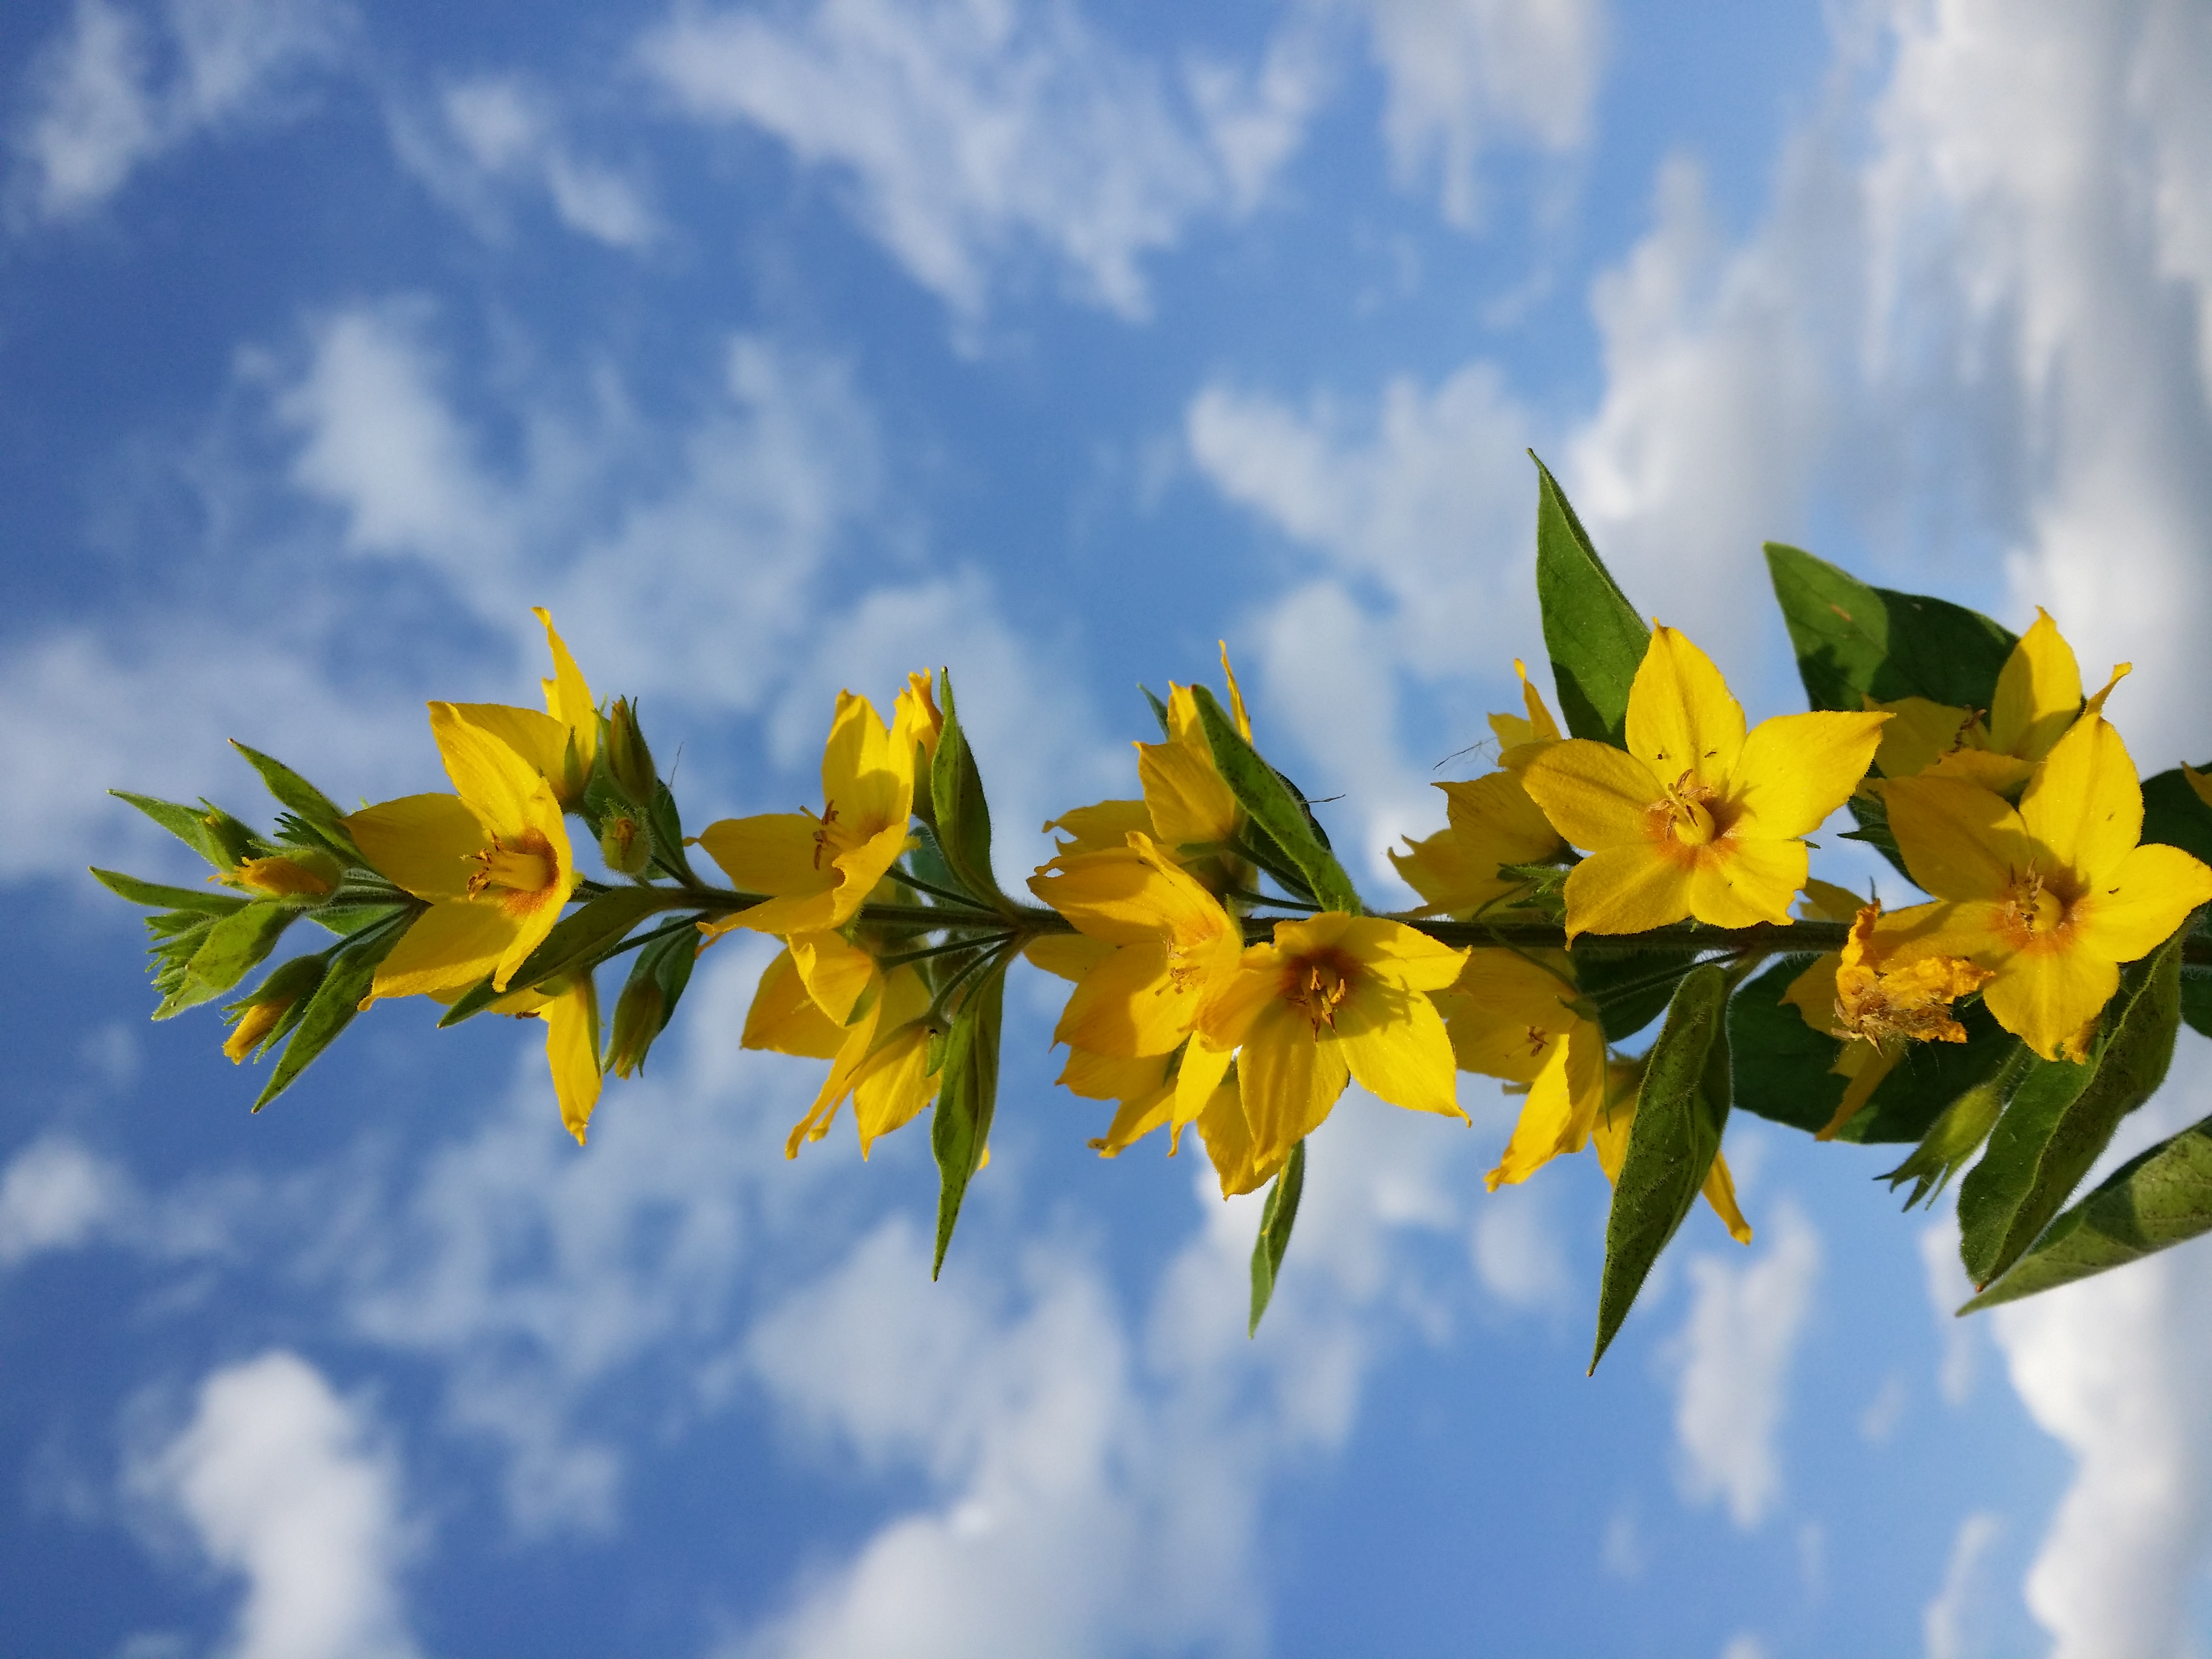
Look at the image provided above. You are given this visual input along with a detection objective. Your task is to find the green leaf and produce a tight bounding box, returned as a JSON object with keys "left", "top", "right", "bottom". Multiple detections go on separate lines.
{"left": 1189, "top": 684, "right": 1362, "bottom": 913}
{"left": 228, "top": 742, "right": 353, "bottom": 847}
{"left": 110, "top": 790, "right": 233, "bottom": 870}
{"left": 1727, "top": 955, "right": 1848, "bottom": 1135}
{"left": 902, "top": 818, "right": 962, "bottom": 903}
{"left": 2182, "top": 967, "right": 2212, "bottom": 1044}
{"left": 1247, "top": 1138, "right": 1307, "bottom": 1337}
{"left": 931, "top": 951, "right": 1009, "bottom": 1277}
{"left": 607, "top": 924, "right": 699, "bottom": 1075}
{"left": 156, "top": 901, "right": 298, "bottom": 1018}
{"left": 253, "top": 916, "right": 409, "bottom": 1110}
{"left": 1763, "top": 542, "right": 2017, "bottom": 716}
{"left": 1592, "top": 964, "right": 1730, "bottom": 1373}
{"left": 90, "top": 867, "right": 250, "bottom": 916}
{"left": 1577, "top": 948, "right": 1703, "bottom": 1044}
{"left": 1956, "top": 926, "right": 2186, "bottom": 1289}
{"left": 1139, "top": 685, "right": 1172, "bottom": 739}
{"left": 1530, "top": 452, "right": 1648, "bottom": 746}
{"left": 2140, "top": 766, "right": 2212, "bottom": 865}
{"left": 1880, "top": 1041, "right": 2033, "bottom": 1209}
{"left": 1964, "top": 1111, "right": 2212, "bottom": 1311}
{"left": 931, "top": 669, "right": 1012, "bottom": 911}
{"left": 649, "top": 781, "right": 700, "bottom": 885}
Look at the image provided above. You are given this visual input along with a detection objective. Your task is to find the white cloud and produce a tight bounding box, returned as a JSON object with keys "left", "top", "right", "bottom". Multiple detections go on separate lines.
{"left": 1356, "top": 0, "right": 1606, "bottom": 227}
{"left": 1923, "top": 1511, "right": 2002, "bottom": 1659}
{"left": 134, "top": 1350, "right": 417, "bottom": 1659}
{"left": 638, "top": 0, "right": 1299, "bottom": 327}
{"left": 0, "top": 1135, "right": 128, "bottom": 1266}
{"left": 391, "top": 74, "right": 658, "bottom": 250}
{"left": 9, "top": 0, "right": 345, "bottom": 223}
{"left": 1470, "top": 1170, "right": 1571, "bottom": 1312}
{"left": 1919, "top": 1217, "right": 1979, "bottom": 1406}
{"left": 1668, "top": 1200, "right": 1820, "bottom": 1530}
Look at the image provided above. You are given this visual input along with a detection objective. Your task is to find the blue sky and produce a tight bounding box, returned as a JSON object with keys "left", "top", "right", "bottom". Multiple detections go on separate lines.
{"left": 4, "top": 2, "right": 2212, "bottom": 1655}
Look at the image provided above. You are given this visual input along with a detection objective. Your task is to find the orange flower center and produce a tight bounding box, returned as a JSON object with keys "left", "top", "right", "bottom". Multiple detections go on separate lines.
{"left": 468, "top": 829, "right": 561, "bottom": 916}
{"left": 1280, "top": 947, "right": 1358, "bottom": 1034}
{"left": 1647, "top": 769, "right": 1721, "bottom": 848}
{"left": 1999, "top": 863, "right": 2069, "bottom": 945}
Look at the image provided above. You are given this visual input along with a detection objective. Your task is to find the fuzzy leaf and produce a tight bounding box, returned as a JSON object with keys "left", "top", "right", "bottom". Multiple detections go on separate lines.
{"left": 156, "top": 901, "right": 298, "bottom": 1018}
{"left": 932, "top": 953, "right": 1009, "bottom": 1276}
{"left": 91, "top": 867, "right": 249, "bottom": 916}
{"left": 931, "top": 670, "right": 1011, "bottom": 911}
{"left": 1190, "top": 685, "right": 1361, "bottom": 913}
{"left": 253, "top": 917, "right": 409, "bottom": 1110}
{"left": 1530, "top": 453, "right": 1647, "bottom": 746}
{"left": 1247, "top": 1139, "right": 1307, "bottom": 1336}
{"left": 1764, "top": 542, "right": 2017, "bottom": 716}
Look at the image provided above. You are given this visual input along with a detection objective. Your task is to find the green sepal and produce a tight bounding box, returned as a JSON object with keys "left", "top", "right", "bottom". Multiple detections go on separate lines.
{"left": 1530, "top": 452, "right": 1648, "bottom": 746}
{"left": 931, "top": 950, "right": 1010, "bottom": 1278}
{"left": 110, "top": 790, "right": 238, "bottom": 870}
{"left": 91, "top": 867, "right": 250, "bottom": 916}
{"left": 930, "top": 669, "right": 1012, "bottom": 912}
{"left": 253, "top": 915, "right": 410, "bottom": 1110}
{"left": 1956, "top": 924, "right": 2186, "bottom": 1289}
{"left": 607, "top": 925, "right": 698, "bottom": 1077}
{"left": 649, "top": 781, "right": 700, "bottom": 886}
{"left": 1247, "top": 1138, "right": 1307, "bottom": 1337}
{"left": 1592, "top": 963, "right": 1730, "bottom": 1374}
{"left": 1963, "top": 1110, "right": 2212, "bottom": 1311}
{"left": 1189, "top": 684, "right": 1361, "bottom": 914}
{"left": 155, "top": 901, "right": 299, "bottom": 1019}
{"left": 228, "top": 742, "right": 358, "bottom": 858}
{"left": 1880, "top": 1042, "right": 2033, "bottom": 1209}
{"left": 438, "top": 886, "right": 669, "bottom": 1026}
{"left": 1763, "top": 542, "right": 2017, "bottom": 716}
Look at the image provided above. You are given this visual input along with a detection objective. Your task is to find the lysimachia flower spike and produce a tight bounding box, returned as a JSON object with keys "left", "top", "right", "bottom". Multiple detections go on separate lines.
{"left": 1520, "top": 626, "right": 1889, "bottom": 938}
{"left": 1870, "top": 610, "right": 2121, "bottom": 791}
{"left": 347, "top": 704, "right": 578, "bottom": 1003}
{"left": 1881, "top": 706, "right": 2212, "bottom": 1060}
{"left": 695, "top": 677, "right": 933, "bottom": 940}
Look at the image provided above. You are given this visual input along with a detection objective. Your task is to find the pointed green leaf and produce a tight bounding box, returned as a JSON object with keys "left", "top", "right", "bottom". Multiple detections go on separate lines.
{"left": 1956, "top": 925, "right": 2186, "bottom": 1289}
{"left": 649, "top": 781, "right": 700, "bottom": 885}
{"left": 1763, "top": 542, "right": 2016, "bottom": 716}
{"left": 110, "top": 790, "right": 233, "bottom": 869}
{"left": 91, "top": 867, "right": 250, "bottom": 916}
{"left": 1964, "top": 1110, "right": 2212, "bottom": 1311}
{"left": 932, "top": 952, "right": 1009, "bottom": 1276}
{"left": 1531, "top": 452, "right": 1648, "bottom": 745}
{"left": 1593, "top": 963, "right": 1730, "bottom": 1373}
{"left": 156, "top": 901, "right": 298, "bottom": 1018}
{"left": 1880, "top": 1042, "right": 2034, "bottom": 1209}
{"left": 1189, "top": 684, "right": 1361, "bottom": 914}
{"left": 1139, "top": 684, "right": 1172, "bottom": 739}
{"left": 228, "top": 742, "right": 353, "bottom": 845}
{"left": 1247, "top": 1138, "right": 1307, "bottom": 1336}
{"left": 253, "top": 916, "right": 409, "bottom": 1109}
{"left": 930, "top": 670, "right": 1012, "bottom": 911}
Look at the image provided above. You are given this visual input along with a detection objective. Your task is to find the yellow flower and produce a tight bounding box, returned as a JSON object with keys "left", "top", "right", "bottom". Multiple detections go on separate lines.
{"left": 1588, "top": 1058, "right": 1752, "bottom": 1244}
{"left": 1389, "top": 772, "right": 1564, "bottom": 917}
{"left": 1134, "top": 645, "right": 1251, "bottom": 852}
{"left": 1189, "top": 913, "right": 1467, "bottom": 1170}
{"left": 1488, "top": 657, "right": 1563, "bottom": 774}
{"left": 223, "top": 851, "right": 341, "bottom": 899}
{"left": 443, "top": 609, "right": 601, "bottom": 810}
{"left": 1520, "top": 625, "right": 1888, "bottom": 938}
{"left": 1043, "top": 799, "right": 1156, "bottom": 855}
{"left": 743, "top": 933, "right": 941, "bottom": 1159}
{"left": 696, "top": 678, "right": 931, "bottom": 940}
{"left": 486, "top": 976, "right": 603, "bottom": 1145}
{"left": 348, "top": 704, "right": 576, "bottom": 1003}
{"left": 1783, "top": 900, "right": 1991, "bottom": 1138}
{"left": 1882, "top": 709, "right": 2212, "bottom": 1060}
{"left": 1028, "top": 832, "right": 1244, "bottom": 1058}
{"left": 1871, "top": 609, "right": 2124, "bottom": 790}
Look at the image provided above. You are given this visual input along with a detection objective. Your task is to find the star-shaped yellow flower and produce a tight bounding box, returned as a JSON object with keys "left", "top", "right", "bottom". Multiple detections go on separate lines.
{"left": 1520, "top": 625, "right": 1888, "bottom": 938}
{"left": 743, "top": 933, "right": 941, "bottom": 1160}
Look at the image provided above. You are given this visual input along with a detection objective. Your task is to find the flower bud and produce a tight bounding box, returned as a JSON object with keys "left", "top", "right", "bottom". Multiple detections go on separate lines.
{"left": 600, "top": 812, "right": 652, "bottom": 877}
{"left": 607, "top": 976, "right": 665, "bottom": 1079}
{"left": 230, "top": 849, "right": 343, "bottom": 899}
{"left": 200, "top": 806, "right": 259, "bottom": 869}
{"left": 604, "top": 698, "right": 657, "bottom": 809}
{"left": 221, "top": 954, "right": 326, "bottom": 1063}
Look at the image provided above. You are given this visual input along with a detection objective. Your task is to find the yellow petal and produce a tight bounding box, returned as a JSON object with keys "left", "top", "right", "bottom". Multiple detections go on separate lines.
{"left": 1625, "top": 625, "right": 1745, "bottom": 790}
{"left": 1138, "top": 685, "right": 1240, "bottom": 847}
{"left": 1882, "top": 776, "right": 2036, "bottom": 902}
{"left": 1730, "top": 711, "right": 1888, "bottom": 839}
{"left": 697, "top": 813, "right": 833, "bottom": 899}
{"left": 429, "top": 702, "right": 547, "bottom": 843}
{"left": 1521, "top": 739, "right": 1666, "bottom": 850}
{"left": 1336, "top": 984, "right": 1463, "bottom": 1118}
{"left": 789, "top": 930, "right": 877, "bottom": 1025}
{"left": 1172, "top": 1037, "right": 1236, "bottom": 1131}
{"left": 1195, "top": 1072, "right": 1286, "bottom": 1198}
{"left": 1055, "top": 940, "right": 1195, "bottom": 1056}
{"left": 1815, "top": 1042, "right": 1897, "bottom": 1141}
{"left": 2184, "top": 764, "right": 2212, "bottom": 812}
{"left": 370, "top": 901, "right": 518, "bottom": 1003}
{"left": 442, "top": 703, "right": 571, "bottom": 796}
{"left": 2019, "top": 712, "right": 2142, "bottom": 884}
{"left": 1238, "top": 1000, "right": 1350, "bottom": 1162}
{"left": 1985, "top": 945, "right": 2119, "bottom": 1062}
{"left": 827, "top": 819, "right": 917, "bottom": 928}
{"left": 853, "top": 1023, "right": 939, "bottom": 1158}
{"left": 1022, "top": 933, "right": 1114, "bottom": 983}
{"left": 1042, "top": 799, "right": 1154, "bottom": 855}
{"left": 1871, "top": 696, "right": 1979, "bottom": 780}
{"left": 1560, "top": 843, "right": 1695, "bottom": 938}
{"left": 1438, "top": 951, "right": 1580, "bottom": 1080}
{"left": 1220, "top": 642, "right": 1253, "bottom": 741}
{"left": 1700, "top": 1151, "right": 1753, "bottom": 1244}
{"left": 543, "top": 977, "right": 602, "bottom": 1146}
{"left": 1093, "top": 1082, "right": 1177, "bottom": 1159}
{"left": 346, "top": 793, "right": 486, "bottom": 900}
{"left": 1684, "top": 836, "right": 1803, "bottom": 929}
{"left": 1331, "top": 916, "right": 1468, "bottom": 993}
{"left": 2069, "top": 842, "right": 2212, "bottom": 965}
{"left": 742, "top": 948, "right": 846, "bottom": 1058}
{"left": 1924, "top": 749, "right": 2035, "bottom": 794}
{"left": 532, "top": 607, "right": 597, "bottom": 773}
{"left": 1030, "top": 843, "right": 1226, "bottom": 946}
{"left": 1988, "top": 608, "right": 2081, "bottom": 760}
{"left": 1486, "top": 1042, "right": 1579, "bottom": 1189}
{"left": 1783, "top": 953, "right": 1842, "bottom": 1035}
{"left": 1799, "top": 878, "right": 1867, "bottom": 923}
{"left": 1060, "top": 1047, "right": 1172, "bottom": 1102}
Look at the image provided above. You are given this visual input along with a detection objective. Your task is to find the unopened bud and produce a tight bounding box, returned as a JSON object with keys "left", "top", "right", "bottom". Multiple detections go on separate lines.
{"left": 600, "top": 812, "right": 652, "bottom": 877}
{"left": 221, "top": 955, "right": 326, "bottom": 1063}
{"left": 231, "top": 850, "right": 342, "bottom": 899}
{"left": 605, "top": 698, "right": 658, "bottom": 808}
{"left": 607, "top": 976, "right": 666, "bottom": 1078}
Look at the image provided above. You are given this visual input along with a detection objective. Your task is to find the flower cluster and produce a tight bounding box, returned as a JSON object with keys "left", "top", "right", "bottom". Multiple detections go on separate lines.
{"left": 95, "top": 462, "right": 2212, "bottom": 1354}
